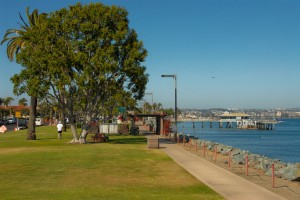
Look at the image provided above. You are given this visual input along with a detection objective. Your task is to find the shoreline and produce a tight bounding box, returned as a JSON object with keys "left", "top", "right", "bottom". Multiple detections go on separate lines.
{"left": 177, "top": 120, "right": 300, "bottom": 164}
{"left": 178, "top": 134, "right": 299, "bottom": 179}
{"left": 173, "top": 135, "right": 300, "bottom": 200}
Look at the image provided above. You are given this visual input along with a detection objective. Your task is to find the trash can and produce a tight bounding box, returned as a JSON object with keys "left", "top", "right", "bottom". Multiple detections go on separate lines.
{"left": 147, "top": 136, "right": 159, "bottom": 148}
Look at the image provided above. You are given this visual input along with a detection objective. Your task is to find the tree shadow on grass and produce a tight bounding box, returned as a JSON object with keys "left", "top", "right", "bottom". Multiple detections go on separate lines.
{"left": 109, "top": 137, "right": 147, "bottom": 144}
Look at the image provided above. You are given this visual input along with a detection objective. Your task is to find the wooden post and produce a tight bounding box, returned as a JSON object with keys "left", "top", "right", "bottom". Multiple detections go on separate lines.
{"left": 203, "top": 142, "right": 206, "bottom": 157}
{"left": 272, "top": 164, "right": 275, "bottom": 188}
{"left": 228, "top": 151, "right": 231, "bottom": 168}
{"left": 246, "top": 154, "right": 248, "bottom": 176}
{"left": 214, "top": 146, "right": 217, "bottom": 162}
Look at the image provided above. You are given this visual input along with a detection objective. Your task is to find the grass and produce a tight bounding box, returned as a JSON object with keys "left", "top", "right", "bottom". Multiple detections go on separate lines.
{"left": 0, "top": 126, "right": 224, "bottom": 200}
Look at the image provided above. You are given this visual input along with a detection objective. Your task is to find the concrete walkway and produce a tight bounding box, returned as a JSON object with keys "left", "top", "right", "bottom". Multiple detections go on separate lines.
{"left": 160, "top": 141, "right": 286, "bottom": 200}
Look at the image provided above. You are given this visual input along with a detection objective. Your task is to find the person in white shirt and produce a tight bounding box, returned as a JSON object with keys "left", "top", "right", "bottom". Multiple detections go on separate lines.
{"left": 57, "top": 121, "right": 63, "bottom": 139}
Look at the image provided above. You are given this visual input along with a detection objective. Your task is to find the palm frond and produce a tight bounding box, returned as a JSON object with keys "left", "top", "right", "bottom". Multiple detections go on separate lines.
{"left": 31, "top": 9, "right": 39, "bottom": 26}
{"left": 2, "top": 6, "right": 46, "bottom": 62}
{"left": 17, "top": 22, "right": 29, "bottom": 31}
{"left": 2, "top": 29, "right": 19, "bottom": 40}
{"left": 19, "top": 11, "right": 29, "bottom": 28}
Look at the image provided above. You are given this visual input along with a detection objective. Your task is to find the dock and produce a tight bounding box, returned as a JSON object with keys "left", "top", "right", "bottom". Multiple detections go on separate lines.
{"left": 176, "top": 117, "right": 278, "bottom": 130}
{"left": 256, "top": 120, "right": 277, "bottom": 130}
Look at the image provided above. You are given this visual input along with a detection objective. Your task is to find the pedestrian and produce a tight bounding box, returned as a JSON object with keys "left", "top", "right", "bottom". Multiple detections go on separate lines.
{"left": 57, "top": 121, "right": 63, "bottom": 139}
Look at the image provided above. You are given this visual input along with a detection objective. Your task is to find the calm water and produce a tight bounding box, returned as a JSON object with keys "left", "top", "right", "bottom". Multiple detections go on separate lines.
{"left": 177, "top": 118, "right": 300, "bottom": 164}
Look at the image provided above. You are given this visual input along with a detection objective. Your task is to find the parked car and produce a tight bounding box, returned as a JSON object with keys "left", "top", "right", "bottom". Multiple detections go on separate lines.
{"left": 0, "top": 119, "right": 8, "bottom": 126}
{"left": 7, "top": 118, "right": 16, "bottom": 124}
{"left": 35, "top": 118, "right": 43, "bottom": 126}
{"left": 17, "top": 118, "right": 28, "bottom": 129}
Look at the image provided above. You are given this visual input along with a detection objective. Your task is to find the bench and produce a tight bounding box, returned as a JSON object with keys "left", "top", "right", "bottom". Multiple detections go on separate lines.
{"left": 91, "top": 133, "right": 109, "bottom": 143}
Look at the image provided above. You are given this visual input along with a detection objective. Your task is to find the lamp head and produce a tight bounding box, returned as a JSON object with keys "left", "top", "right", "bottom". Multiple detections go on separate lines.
{"left": 161, "top": 74, "right": 175, "bottom": 78}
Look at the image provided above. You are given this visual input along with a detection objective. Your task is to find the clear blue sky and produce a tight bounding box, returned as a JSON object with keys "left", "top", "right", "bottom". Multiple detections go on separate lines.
{"left": 1, "top": 0, "right": 299, "bottom": 109}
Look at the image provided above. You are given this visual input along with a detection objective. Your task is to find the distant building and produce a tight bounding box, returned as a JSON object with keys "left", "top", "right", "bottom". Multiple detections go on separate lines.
{"left": 0, "top": 105, "right": 30, "bottom": 118}
{"left": 275, "top": 111, "right": 282, "bottom": 118}
{"left": 219, "top": 112, "right": 250, "bottom": 122}
{"left": 219, "top": 112, "right": 255, "bottom": 128}
{"left": 0, "top": 105, "right": 30, "bottom": 110}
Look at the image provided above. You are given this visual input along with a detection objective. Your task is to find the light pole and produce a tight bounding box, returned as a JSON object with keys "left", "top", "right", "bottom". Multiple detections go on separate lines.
{"left": 161, "top": 74, "right": 177, "bottom": 139}
{"left": 145, "top": 92, "right": 153, "bottom": 113}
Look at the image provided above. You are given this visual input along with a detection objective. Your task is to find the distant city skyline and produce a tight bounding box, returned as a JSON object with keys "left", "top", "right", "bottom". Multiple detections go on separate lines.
{"left": 1, "top": 0, "right": 299, "bottom": 109}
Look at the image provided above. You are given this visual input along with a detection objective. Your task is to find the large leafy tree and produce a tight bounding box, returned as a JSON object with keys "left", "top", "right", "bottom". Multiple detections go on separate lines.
{"left": 15, "top": 3, "right": 148, "bottom": 143}
{"left": 1, "top": 7, "right": 47, "bottom": 140}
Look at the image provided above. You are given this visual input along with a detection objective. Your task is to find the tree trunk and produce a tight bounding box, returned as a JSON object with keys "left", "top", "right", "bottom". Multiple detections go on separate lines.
{"left": 67, "top": 113, "right": 80, "bottom": 143}
{"left": 61, "top": 111, "right": 67, "bottom": 132}
{"left": 69, "top": 123, "right": 79, "bottom": 143}
{"left": 49, "top": 107, "right": 53, "bottom": 126}
{"left": 27, "top": 96, "right": 37, "bottom": 140}
{"left": 78, "top": 116, "right": 93, "bottom": 143}
{"left": 79, "top": 129, "right": 88, "bottom": 143}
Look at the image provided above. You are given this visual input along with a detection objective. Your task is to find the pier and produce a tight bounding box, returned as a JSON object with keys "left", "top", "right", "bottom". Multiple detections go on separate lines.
{"left": 176, "top": 113, "right": 278, "bottom": 130}
{"left": 256, "top": 120, "right": 277, "bottom": 130}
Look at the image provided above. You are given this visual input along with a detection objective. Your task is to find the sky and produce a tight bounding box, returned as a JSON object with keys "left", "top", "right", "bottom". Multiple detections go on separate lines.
{"left": 0, "top": 0, "right": 299, "bottom": 109}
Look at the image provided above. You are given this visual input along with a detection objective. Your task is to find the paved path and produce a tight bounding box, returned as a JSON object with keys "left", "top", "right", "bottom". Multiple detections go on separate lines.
{"left": 159, "top": 141, "right": 286, "bottom": 200}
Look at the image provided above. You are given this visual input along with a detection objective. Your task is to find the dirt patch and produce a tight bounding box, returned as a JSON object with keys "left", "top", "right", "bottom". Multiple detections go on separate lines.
{"left": 0, "top": 147, "right": 60, "bottom": 155}
{"left": 0, "top": 147, "right": 36, "bottom": 155}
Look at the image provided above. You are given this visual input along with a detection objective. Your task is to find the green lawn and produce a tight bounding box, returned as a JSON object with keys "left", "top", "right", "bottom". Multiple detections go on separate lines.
{"left": 0, "top": 126, "right": 223, "bottom": 200}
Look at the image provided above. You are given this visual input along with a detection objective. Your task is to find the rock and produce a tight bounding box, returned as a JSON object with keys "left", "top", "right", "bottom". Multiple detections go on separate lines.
{"left": 232, "top": 154, "right": 245, "bottom": 165}
{"left": 259, "top": 158, "right": 271, "bottom": 171}
{"left": 207, "top": 142, "right": 216, "bottom": 150}
{"left": 217, "top": 145, "right": 223, "bottom": 153}
{"left": 248, "top": 154, "right": 260, "bottom": 167}
{"left": 293, "top": 165, "right": 300, "bottom": 181}
{"left": 232, "top": 149, "right": 242, "bottom": 156}
{"left": 281, "top": 163, "right": 300, "bottom": 181}
{"left": 221, "top": 148, "right": 231, "bottom": 156}
{"left": 192, "top": 139, "right": 299, "bottom": 182}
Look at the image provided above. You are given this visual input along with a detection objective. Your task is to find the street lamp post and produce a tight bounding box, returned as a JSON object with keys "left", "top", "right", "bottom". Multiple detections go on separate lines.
{"left": 161, "top": 74, "right": 177, "bottom": 140}
{"left": 145, "top": 92, "right": 153, "bottom": 113}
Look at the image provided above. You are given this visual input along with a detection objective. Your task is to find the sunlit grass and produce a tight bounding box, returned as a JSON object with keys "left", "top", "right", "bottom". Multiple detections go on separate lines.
{"left": 0, "top": 126, "right": 223, "bottom": 200}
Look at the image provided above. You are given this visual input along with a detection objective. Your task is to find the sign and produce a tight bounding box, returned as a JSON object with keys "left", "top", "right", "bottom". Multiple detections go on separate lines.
{"left": 15, "top": 111, "right": 21, "bottom": 118}
{"left": 118, "top": 107, "right": 126, "bottom": 113}
{"left": 0, "top": 125, "right": 7, "bottom": 133}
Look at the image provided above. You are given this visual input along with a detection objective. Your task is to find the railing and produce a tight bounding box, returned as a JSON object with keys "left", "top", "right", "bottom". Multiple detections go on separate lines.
{"left": 176, "top": 135, "right": 300, "bottom": 197}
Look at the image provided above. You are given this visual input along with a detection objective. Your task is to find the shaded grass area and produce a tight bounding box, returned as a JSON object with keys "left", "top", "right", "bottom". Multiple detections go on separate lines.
{"left": 0, "top": 126, "right": 224, "bottom": 200}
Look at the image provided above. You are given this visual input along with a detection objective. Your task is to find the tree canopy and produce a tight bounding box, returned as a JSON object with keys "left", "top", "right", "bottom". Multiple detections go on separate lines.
{"left": 14, "top": 2, "right": 148, "bottom": 143}
{"left": 18, "top": 97, "right": 28, "bottom": 106}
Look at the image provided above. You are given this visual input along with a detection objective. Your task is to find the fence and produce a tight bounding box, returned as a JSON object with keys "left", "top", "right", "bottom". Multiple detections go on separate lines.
{"left": 177, "top": 135, "right": 300, "bottom": 197}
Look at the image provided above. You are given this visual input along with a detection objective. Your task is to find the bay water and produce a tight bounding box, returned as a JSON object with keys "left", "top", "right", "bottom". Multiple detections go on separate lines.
{"left": 177, "top": 118, "right": 300, "bottom": 164}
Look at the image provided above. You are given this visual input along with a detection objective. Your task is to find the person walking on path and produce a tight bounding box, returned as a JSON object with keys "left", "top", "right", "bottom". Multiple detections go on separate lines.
{"left": 57, "top": 121, "right": 63, "bottom": 139}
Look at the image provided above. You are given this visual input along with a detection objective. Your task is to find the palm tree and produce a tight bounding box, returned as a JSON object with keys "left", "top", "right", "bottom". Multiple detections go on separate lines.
{"left": 143, "top": 102, "right": 152, "bottom": 114}
{"left": 157, "top": 103, "right": 163, "bottom": 112}
{"left": 3, "top": 97, "right": 14, "bottom": 107}
{"left": 3, "top": 97, "right": 14, "bottom": 116}
{"left": 18, "top": 97, "right": 28, "bottom": 106}
{"left": 1, "top": 7, "right": 46, "bottom": 140}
